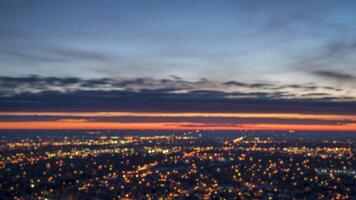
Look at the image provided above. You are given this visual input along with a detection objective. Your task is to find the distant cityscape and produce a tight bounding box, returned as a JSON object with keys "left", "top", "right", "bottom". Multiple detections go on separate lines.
{"left": 2, "top": 0, "right": 356, "bottom": 199}
{"left": 0, "top": 130, "right": 355, "bottom": 199}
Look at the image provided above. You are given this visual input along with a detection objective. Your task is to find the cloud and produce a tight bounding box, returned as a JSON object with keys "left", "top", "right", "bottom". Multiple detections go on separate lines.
{"left": 50, "top": 48, "right": 112, "bottom": 61}
{"left": 0, "top": 46, "right": 113, "bottom": 65}
{"left": 2, "top": 51, "right": 67, "bottom": 63}
{"left": 223, "top": 81, "right": 273, "bottom": 88}
{"left": 289, "top": 39, "right": 356, "bottom": 82}
{"left": 325, "top": 41, "right": 356, "bottom": 58}
{"left": 313, "top": 70, "right": 356, "bottom": 81}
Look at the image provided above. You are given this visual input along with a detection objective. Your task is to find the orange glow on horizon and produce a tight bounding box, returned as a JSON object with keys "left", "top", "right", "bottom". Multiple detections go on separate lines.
{"left": 0, "top": 111, "right": 355, "bottom": 131}
{"left": 0, "top": 121, "right": 355, "bottom": 131}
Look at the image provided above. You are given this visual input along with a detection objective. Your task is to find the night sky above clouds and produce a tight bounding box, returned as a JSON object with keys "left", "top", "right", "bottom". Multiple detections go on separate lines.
{"left": 0, "top": 0, "right": 356, "bottom": 130}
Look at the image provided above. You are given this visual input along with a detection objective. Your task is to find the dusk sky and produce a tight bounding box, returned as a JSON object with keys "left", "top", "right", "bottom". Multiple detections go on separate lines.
{"left": 0, "top": 0, "right": 356, "bottom": 130}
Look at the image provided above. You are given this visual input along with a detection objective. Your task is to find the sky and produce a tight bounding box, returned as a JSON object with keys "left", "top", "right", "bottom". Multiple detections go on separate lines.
{"left": 0, "top": 0, "right": 356, "bottom": 130}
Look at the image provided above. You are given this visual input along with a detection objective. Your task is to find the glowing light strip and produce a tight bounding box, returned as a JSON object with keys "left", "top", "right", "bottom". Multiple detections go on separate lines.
{"left": 0, "top": 121, "right": 355, "bottom": 131}
{"left": 0, "top": 112, "right": 355, "bottom": 121}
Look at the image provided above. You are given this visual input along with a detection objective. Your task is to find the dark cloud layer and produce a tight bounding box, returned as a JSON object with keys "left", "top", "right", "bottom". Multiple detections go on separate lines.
{"left": 0, "top": 75, "right": 349, "bottom": 96}
{"left": 0, "top": 76, "right": 355, "bottom": 114}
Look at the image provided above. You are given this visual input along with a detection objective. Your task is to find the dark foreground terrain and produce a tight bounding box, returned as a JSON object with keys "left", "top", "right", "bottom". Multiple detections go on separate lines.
{"left": 0, "top": 130, "right": 355, "bottom": 199}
